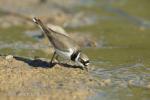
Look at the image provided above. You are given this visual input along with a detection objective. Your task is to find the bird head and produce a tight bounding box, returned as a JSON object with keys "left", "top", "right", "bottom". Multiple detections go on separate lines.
{"left": 75, "top": 52, "right": 90, "bottom": 67}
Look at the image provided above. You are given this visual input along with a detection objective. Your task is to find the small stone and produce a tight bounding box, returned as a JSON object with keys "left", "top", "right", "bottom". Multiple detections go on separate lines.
{"left": 5, "top": 55, "right": 14, "bottom": 61}
{"left": 99, "top": 81, "right": 106, "bottom": 87}
{"left": 128, "top": 80, "right": 134, "bottom": 85}
{"left": 99, "top": 79, "right": 111, "bottom": 87}
{"left": 146, "top": 84, "right": 150, "bottom": 89}
{"left": 103, "top": 79, "right": 111, "bottom": 85}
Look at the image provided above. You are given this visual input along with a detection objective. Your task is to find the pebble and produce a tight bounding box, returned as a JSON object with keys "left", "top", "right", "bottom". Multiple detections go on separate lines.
{"left": 99, "top": 79, "right": 111, "bottom": 87}
{"left": 128, "top": 80, "right": 134, "bottom": 85}
{"left": 5, "top": 55, "right": 14, "bottom": 61}
{"left": 103, "top": 79, "right": 111, "bottom": 85}
{"left": 146, "top": 84, "right": 150, "bottom": 89}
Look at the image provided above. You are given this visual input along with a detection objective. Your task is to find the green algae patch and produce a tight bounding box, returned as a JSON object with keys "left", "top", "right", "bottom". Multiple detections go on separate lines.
{"left": 0, "top": 26, "right": 36, "bottom": 43}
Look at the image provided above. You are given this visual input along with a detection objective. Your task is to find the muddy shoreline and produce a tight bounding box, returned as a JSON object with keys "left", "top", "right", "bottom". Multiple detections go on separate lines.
{"left": 0, "top": 55, "right": 100, "bottom": 100}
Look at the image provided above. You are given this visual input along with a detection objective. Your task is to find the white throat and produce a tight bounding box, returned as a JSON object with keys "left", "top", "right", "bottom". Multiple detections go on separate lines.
{"left": 75, "top": 52, "right": 84, "bottom": 67}
{"left": 75, "top": 52, "right": 80, "bottom": 62}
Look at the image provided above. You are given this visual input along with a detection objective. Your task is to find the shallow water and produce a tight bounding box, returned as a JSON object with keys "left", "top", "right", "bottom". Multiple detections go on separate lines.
{"left": 78, "top": 0, "right": 150, "bottom": 100}
{"left": 0, "top": 0, "right": 150, "bottom": 100}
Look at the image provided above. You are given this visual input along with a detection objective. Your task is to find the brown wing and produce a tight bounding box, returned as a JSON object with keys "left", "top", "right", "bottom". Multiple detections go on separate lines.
{"left": 47, "top": 31, "right": 80, "bottom": 52}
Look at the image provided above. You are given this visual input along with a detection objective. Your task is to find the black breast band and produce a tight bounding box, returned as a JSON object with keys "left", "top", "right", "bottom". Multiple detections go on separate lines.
{"left": 71, "top": 51, "right": 80, "bottom": 61}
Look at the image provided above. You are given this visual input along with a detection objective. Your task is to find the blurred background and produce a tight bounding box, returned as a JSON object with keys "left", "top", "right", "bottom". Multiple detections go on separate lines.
{"left": 0, "top": 0, "right": 150, "bottom": 100}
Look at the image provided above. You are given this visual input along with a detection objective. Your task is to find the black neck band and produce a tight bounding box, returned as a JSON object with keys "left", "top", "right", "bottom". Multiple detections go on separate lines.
{"left": 71, "top": 51, "right": 80, "bottom": 61}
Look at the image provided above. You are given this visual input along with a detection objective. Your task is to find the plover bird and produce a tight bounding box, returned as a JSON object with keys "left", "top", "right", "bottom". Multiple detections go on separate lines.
{"left": 33, "top": 17, "right": 90, "bottom": 69}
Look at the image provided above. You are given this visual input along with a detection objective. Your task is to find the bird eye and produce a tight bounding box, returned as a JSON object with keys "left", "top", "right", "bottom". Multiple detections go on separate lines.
{"left": 82, "top": 60, "right": 89, "bottom": 66}
{"left": 85, "top": 60, "right": 89, "bottom": 63}
{"left": 84, "top": 60, "right": 89, "bottom": 66}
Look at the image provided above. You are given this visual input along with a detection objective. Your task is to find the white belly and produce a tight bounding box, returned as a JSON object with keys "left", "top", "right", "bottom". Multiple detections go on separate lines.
{"left": 55, "top": 49, "right": 73, "bottom": 59}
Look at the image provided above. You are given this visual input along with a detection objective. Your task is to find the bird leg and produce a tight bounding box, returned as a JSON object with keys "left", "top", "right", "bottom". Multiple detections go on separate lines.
{"left": 55, "top": 55, "right": 59, "bottom": 62}
{"left": 50, "top": 51, "right": 56, "bottom": 65}
{"left": 84, "top": 67, "right": 88, "bottom": 72}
